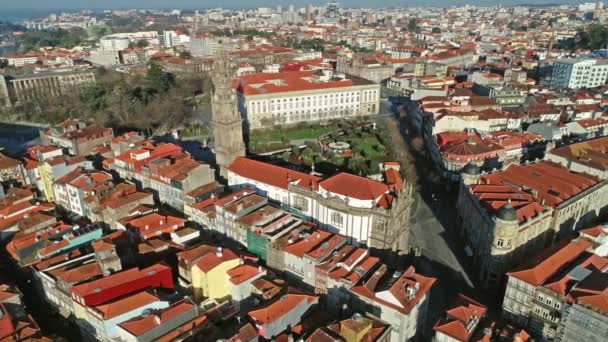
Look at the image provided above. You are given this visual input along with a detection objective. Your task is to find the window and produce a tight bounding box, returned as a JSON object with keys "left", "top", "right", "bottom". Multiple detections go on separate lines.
{"left": 331, "top": 212, "right": 344, "bottom": 227}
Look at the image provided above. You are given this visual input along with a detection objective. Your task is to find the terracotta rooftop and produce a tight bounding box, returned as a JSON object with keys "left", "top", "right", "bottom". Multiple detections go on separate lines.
{"left": 227, "top": 264, "right": 265, "bottom": 285}
{"left": 119, "top": 299, "right": 195, "bottom": 336}
{"left": 93, "top": 291, "right": 160, "bottom": 320}
{"left": 433, "top": 294, "right": 487, "bottom": 342}
{"left": 228, "top": 157, "right": 320, "bottom": 191}
{"left": 480, "top": 161, "right": 601, "bottom": 208}
{"left": 508, "top": 238, "right": 595, "bottom": 287}
{"left": 319, "top": 173, "right": 389, "bottom": 202}
{"left": 235, "top": 70, "right": 367, "bottom": 95}
{"left": 248, "top": 294, "right": 318, "bottom": 325}
{"left": 351, "top": 265, "right": 436, "bottom": 315}
{"left": 194, "top": 248, "right": 239, "bottom": 273}
{"left": 548, "top": 136, "right": 608, "bottom": 172}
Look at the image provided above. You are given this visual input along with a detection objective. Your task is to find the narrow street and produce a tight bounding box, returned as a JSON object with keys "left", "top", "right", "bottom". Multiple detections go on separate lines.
{"left": 379, "top": 95, "right": 481, "bottom": 328}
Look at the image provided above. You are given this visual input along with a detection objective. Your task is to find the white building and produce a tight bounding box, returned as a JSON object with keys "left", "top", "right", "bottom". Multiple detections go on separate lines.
{"left": 550, "top": 58, "right": 608, "bottom": 89}
{"left": 227, "top": 157, "right": 407, "bottom": 249}
{"left": 235, "top": 70, "right": 381, "bottom": 129}
{"left": 4, "top": 54, "right": 39, "bottom": 67}
{"left": 99, "top": 36, "right": 130, "bottom": 51}
{"left": 89, "top": 49, "right": 121, "bottom": 67}
{"left": 350, "top": 265, "right": 436, "bottom": 342}
{"left": 189, "top": 34, "right": 219, "bottom": 57}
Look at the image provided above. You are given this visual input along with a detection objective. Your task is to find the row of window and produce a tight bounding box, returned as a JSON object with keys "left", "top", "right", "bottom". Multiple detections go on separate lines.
{"left": 248, "top": 90, "right": 379, "bottom": 114}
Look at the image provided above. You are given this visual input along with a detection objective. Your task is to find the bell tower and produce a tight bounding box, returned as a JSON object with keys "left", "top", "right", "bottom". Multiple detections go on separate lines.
{"left": 211, "top": 44, "right": 246, "bottom": 179}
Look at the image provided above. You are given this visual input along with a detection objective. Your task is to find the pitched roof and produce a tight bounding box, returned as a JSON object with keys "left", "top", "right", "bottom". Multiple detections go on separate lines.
{"left": 194, "top": 248, "right": 239, "bottom": 273}
{"left": 227, "top": 264, "right": 265, "bottom": 285}
{"left": 480, "top": 161, "right": 600, "bottom": 208}
{"left": 319, "top": 173, "right": 389, "bottom": 202}
{"left": 508, "top": 238, "right": 593, "bottom": 286}
{"left": 94, "top": 291, "right": 160, "bottom": 320}
{"left": 248, "top": 294, "right": 317, "bottom": 325}
{"left": 351, "top": 265, "right": 436, "bottom": 315}
{"left": 433, "top": 294, "right": 486, "bottom": 342}
{"left": 119, "top": 299, "right": 195, "bottom": 336}
{"left": 228, "top": 157, "right": 320, "bottom": 191}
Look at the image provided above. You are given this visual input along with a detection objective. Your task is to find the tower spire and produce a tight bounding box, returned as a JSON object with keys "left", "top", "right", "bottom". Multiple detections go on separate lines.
{"left": 211, "top": 43, "right": 246, "bottom": 179}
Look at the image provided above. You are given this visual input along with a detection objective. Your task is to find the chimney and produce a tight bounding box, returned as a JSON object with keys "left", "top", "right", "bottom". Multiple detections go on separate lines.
{"left": 154, "top": 314, "right": 161, "bottom": 325}
{"left": 216, "top": 246, "right": 223, "bottom": 257}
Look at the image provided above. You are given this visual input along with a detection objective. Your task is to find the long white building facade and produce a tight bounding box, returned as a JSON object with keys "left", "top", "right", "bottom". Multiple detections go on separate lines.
{"left": 226, "top": 157, "right": 412, "bottom": 253}
{"left": 234, "top": 70, "right": 381, "bottom": 129}
{"left": 551, "top": 58, "right": 608, "bottom": 89}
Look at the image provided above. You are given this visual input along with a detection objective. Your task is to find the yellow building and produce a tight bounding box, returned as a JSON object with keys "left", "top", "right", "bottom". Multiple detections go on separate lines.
{"left": 191, "top": 247, "right": 240, "bottom": 302}
{"left": 38, "top": 161, "right": 55, "bottom": 202}
{"left": 37, "top": 156, "right": 91, "bottom": 202}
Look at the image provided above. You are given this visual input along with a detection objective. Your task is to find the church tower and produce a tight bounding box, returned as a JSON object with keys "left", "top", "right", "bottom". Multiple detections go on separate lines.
{"left": 211, "top": 44, "right": 245, "bottom": 179}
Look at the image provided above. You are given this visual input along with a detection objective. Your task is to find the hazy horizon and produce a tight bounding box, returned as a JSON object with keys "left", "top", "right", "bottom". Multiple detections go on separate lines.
{"left": 0, "top": 0, "right": 590, "bottom": 11}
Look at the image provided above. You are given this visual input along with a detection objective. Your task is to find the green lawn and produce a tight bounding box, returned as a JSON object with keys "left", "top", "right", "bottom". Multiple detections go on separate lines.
{"left": 250, "top": 126, "right": 335, "bottom": 144}
{"left": 339, "top": 134, "right": 385, "bottom": 160}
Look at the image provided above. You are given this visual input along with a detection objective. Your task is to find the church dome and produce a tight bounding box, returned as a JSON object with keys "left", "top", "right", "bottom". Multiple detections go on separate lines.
{"left": 497, "top": 202, "right": 517, "bottom": 221}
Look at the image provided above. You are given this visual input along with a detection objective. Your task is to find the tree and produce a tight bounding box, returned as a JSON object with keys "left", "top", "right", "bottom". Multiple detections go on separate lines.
{"left": 407, "top": 18, "right": 420, "bottom": 33}
{"left": 179, "top": 51, "right": 192, "bottom": 59}
{"left": 129, "top": 39, "right": 150, "bottom": 48}
{"left": 145, "top": 61, "right": 173, "bottom": 94}
{"left": 576, "top": 24, "right": 608, "bottom": 50}
{"left": 432, "top": 27, "right": 441, "bottom": 34}
{"left": 281, "top": 151, "right": 291, "bottom": 162}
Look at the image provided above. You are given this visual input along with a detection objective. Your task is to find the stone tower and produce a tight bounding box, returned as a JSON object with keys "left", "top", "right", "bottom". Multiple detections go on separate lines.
{"left": 211, "top": 44, "right": 246, "bottom": 179}
{"left": 193, "top": 10, "right": 200, "bottom": 33}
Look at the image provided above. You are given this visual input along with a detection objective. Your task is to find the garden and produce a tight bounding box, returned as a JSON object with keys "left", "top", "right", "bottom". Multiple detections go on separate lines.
{"left": 260, "top": 120, "right": 394, "bottom": 177}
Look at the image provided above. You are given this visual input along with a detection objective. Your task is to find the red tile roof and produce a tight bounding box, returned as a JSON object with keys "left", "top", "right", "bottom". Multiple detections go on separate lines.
{"left": 236, "top": 70, "right": 354, "bottom": 96}
{"left": 248, "top": 294, "right": 318, "bottom": 325}
{"left": 319, "top": 173, "right": 389, "bottom": 202}
{"left": 119, "top": 299, "right": 195, "bottom": 336}
{"left": 93, "top": 291, "right": 160, "bottom": 320}
{"left": 228, "top": 157, "right": 320, "bottom": 191}
{"left": 120, "top": 212, "right": 185, "bottom": 239}
{"left": 194, "top": 248, "right": 238, "bottom": 273}
{"left": 481, "top": 161, "right": 600, "bottom": 208}
{"left": 227, "top": 264, "right": 265, "bottom": 285}
{"left": 351, "top": 265, "right": 436, "bottom": 315}
{"left": 71, "top": 263, "right": 173, "bottom": 306}
{"left": 433, "top": 294, "right": 486, "bottom": 342}
{"left": 508, "top": 238, "right": 594, "bottom": 286}
{"left": 469, "top": 184, "right": 547, "bottom": 223}
{"left": 283, "top": 230, "right": 332, "bottom": 257}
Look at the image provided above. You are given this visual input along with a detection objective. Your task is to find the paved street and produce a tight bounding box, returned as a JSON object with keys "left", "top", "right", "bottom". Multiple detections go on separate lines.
{"left": 378, "top": 97, "right": 487, "bottom": 330}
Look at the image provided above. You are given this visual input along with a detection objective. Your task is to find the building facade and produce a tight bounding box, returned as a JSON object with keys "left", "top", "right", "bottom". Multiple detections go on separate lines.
{"left": 211, "top": 45, "right": 246, "bottom": 178}
{"left": 550, "top": 58, "right": 608, "bottom": 89}
{"left": 235, "top": 70, "right": 381, "bottom": 129}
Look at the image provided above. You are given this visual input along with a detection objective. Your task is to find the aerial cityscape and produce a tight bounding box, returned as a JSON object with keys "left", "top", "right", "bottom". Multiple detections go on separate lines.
{"left": 0, "top": 1, "right": 608, "bottom": 341}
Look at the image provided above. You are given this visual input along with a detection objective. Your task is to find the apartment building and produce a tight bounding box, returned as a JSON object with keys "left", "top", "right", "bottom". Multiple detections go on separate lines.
{"left": 248, "top": 294, "right": 319, "bottom": 339}
{"left": 550, "top": 58, "right": 608, "bottom": 89}
{"left": 350, "top": 264, "right": 436, "bottom": 341}
{"left": 502, "top": 229, "right": 608, "bottom": 340}
{"left": 0, "top": 151, "right": 26, "bottom": 185}
{"left": 457, "top": 161, "right": 608, "bottom": 289}
{"left": 41, "top": 120, "right": 114, "bottom": 157}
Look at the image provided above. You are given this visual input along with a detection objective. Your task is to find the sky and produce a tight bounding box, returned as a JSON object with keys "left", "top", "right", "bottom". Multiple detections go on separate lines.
{"left": 0, "top": 0, "right": 585, "bottom": 11}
